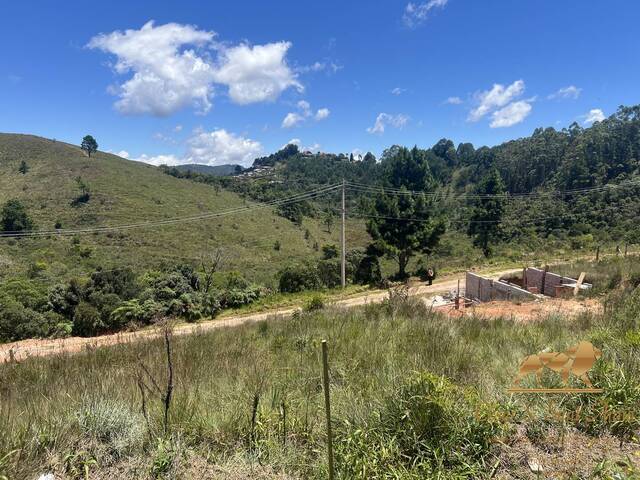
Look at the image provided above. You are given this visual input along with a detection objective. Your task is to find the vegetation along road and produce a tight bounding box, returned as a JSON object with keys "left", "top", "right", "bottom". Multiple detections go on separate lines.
{"left": 0, "top": 267, "right": 521, "bottom": 362}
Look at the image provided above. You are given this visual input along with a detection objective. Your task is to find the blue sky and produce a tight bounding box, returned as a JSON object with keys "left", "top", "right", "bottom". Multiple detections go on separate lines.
{"left": 1, "top": 1, "right": 638, "bottom": 166}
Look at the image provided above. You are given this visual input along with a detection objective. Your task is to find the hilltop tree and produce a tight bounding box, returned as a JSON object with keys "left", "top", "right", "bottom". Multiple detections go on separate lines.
{"left": 1, "top": 199, "right": 34, "bottom": 232}
{"left": 366, "top": 189, "right": 445, "bottom": 279}
{"left": 18, "top": 161, "right": 29, "bottom": 175}
{"left": 81, "top": 135, "right": 98, "bottom": 158}
{"left": 468, "top": 169, "right": 506, "bottom": 257}
{"left": 381, "top": 145, "right": 433, "bottom": 191}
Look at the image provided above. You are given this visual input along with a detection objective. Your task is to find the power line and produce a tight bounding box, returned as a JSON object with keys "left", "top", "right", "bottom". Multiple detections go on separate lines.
{"left": 0, "top": 183, "right": 342, "bottom": 238}
{"left": 345, "top": 178, "right": 640, "bottom": 200}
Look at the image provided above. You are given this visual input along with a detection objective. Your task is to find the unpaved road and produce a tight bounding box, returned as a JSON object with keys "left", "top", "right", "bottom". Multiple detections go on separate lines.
{"left": 2, "top": 269, "right": 521, "bottom": 363}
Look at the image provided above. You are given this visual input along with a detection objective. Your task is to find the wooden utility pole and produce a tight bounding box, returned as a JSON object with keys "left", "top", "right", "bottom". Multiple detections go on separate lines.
{"left": 321, "top": 340, "right": 335, "bottom": 480}
{"left": 341, "top": 179, "right": 346, "bottom": 288}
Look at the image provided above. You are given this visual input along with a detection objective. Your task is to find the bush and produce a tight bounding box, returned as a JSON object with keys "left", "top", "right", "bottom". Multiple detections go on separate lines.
{"left": 73, "top": 302, "right": 104, "bottom": 337}
{"left": 322, "top": 244, "right": 338, "bottom": 259}
{"left": 0, "top": 297, "right": 57, "bottom": 341}
{"left": 1, "top": 199, "right": 33, "bottom": 232}
{"left": 278, "top": 264, "right": 322, "bottom": 293}
{"left": 76, "top": 399, "right": 144, "bottom": 458}
{"left": 354, "top": 255, "right": 382, "bottom": 285}
{"left": 304, "top": 296, "right": 324, "bottom": 312}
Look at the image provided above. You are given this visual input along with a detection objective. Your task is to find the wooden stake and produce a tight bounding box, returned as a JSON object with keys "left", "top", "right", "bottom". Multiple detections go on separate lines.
{"left": 321, "top": 340, "right": 335, "bottom": 480}
{"left": 625, "top": 243, "right": 629, "bottom": 257}
{"left": 596, "top": 245, "right": 600, "bottom": 262}
{"left": 574, "top": 272, "right": 586, "bottom": 296}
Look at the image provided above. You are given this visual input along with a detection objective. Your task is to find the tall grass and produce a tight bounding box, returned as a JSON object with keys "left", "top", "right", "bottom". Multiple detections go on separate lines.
{"left": 1, "top": 285, "right": 639, "bottom": 478}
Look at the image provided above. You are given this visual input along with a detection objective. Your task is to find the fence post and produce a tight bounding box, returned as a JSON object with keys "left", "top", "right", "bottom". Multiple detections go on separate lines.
{"left": 596, "top": 245, "right": 600, "bottom": 262}
{"left": 321, "top": 340, "right": 335, "bottom": 480}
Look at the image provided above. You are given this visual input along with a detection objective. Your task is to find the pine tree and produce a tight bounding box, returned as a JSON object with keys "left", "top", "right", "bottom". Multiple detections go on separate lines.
{"left": 468, "top": 169, "right": 506, "bottom": 257}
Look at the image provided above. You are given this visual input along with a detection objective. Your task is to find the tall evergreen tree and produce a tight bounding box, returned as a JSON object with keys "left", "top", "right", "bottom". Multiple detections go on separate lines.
{"left": 1, "top": 199, "right": 34, "bottom": 232}
{"left": 468, "top": 169, "right": 506, "bottom": 257}
{"left": 366, "top": 189, "right": 445, "bottom": 278}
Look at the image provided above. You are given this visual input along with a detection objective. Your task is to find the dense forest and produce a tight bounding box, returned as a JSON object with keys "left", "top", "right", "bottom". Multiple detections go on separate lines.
{"left": 165, "top": 105, "right": 640, "bottom": 248}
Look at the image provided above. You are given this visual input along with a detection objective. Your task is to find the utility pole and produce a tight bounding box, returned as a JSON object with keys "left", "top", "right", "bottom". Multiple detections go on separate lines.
{"left": 341, "top": 179, "right": 346, "bottom": 288}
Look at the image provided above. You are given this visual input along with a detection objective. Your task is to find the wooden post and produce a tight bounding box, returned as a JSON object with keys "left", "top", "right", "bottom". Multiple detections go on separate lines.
{"left": 574, "top": 272, "right": 586, "bottom": 296}
{"left": 625, "top": 243, "right": 629, "bottom": 257}
{"left": 522, "top": 267, "right": 527, "bottom": 289}
{"left": 321, "top": 340, "right": 335, "bottom": 480}
{"left": 596, "top": 245, "right": 600, "bottom": 262}
{"left": 455, "top": 279, "right": 460, "bottom": 310}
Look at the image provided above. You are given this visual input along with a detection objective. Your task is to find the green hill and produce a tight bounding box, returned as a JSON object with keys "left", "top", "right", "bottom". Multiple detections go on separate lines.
{"left": 0, "top": 134, "right": 365, "bottom": 286}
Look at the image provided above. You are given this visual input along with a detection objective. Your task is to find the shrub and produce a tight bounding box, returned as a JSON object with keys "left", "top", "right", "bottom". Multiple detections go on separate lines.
{"left": 75, "top": 399, "right": 144, "bottom": 458}
{"left": 304, "top": 296, "right": 324, "bottom": 312}
{"left": 354, "top": 255, "right": 382, "bottom": 285}
{"left": 278, "top": 264, "right": 322, "bottom": 293}
{"left": 322, "top": 244, "right": 338, "bottom": 259}
{"left": 1, "top": 199, "right": 33, "bottom": 232}
{"left": 73, "top": 302, "right": 104, "bottom": 337}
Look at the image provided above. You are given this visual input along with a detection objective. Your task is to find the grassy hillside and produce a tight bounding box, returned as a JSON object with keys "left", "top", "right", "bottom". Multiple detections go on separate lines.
{"left": 0, "top": 134, "right": 369, "bottom": 286}
{"left": 1, "top": 259, "right": 639, "bottom": 478}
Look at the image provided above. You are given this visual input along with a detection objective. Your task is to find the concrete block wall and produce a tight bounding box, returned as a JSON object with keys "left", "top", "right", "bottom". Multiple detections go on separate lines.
{"left": 524, "top": 268, "right": 587, "bottom": 297}
{"left": 465, "top": 272, "right": 535, "bottom": 302}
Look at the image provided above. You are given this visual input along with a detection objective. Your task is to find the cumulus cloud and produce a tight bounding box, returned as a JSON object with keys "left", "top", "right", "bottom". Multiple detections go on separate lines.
{"left": 490, "top": 100, "right": 532, "bottom": 128}
{"left": 315, "top": 108, "right": 330, "bottom": 120}
{"left": 88, "top": 21, "right": 301, "bottom": 115}
{"left": 134, "top": 153, "right": 183, "bottom": 166}
{"left": 213, "top": 42, "right": 302, "bottom": 104}
{"left": 282, "top": 112, "right": 304, "bottom": 128}
{"left": 584, "top": 108, "right": 605, "bottom": 125}
{"left": 126, "top": 128, "right": 262, "bottom": 167}
{"left": 444, "top": 96, "right": 462, "bottom": 105}
{"left": 403, "top": 0, "right": 449, "bottom": 28}
{"left": 548, "top": 85, "right": 582, "bottom": 100}
{"left": 185, "top": 129, "right": 262, "bottom": 165}
{"left": 88, "top": 21, "right": 216, "bottom": 116}
{"left": 468, "top": 79, "right": 525, "bottom": 122}
{"left": 366, "top": 113, "right": 409, "bottom": 134}
{"left": 282, "top": 101, "right": 329, "bottom": 128}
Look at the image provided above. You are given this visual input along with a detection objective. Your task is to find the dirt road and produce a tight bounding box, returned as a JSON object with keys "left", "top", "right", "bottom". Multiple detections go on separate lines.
{"left": 0, "top": 267, "right": 523, "bottom": 363}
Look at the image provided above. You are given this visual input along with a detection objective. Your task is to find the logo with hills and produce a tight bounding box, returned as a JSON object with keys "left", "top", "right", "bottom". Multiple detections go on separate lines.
{"left": 507, "top": 341, "right": 603, "bottom": 393}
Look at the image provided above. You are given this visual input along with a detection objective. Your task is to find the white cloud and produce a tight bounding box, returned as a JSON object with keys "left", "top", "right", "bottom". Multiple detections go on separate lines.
{"left": 134, "top": 153, "right": 182, "bottom": 166}
{"left": 126, "top": 129, "right": 262, "bottom": 167}
{"left": 88, "top": 21, "right": 217, "bottom": 116}
{"left": 315, "top": 108, "right": 330, "bottom": 120}
{"left": 468, "top": 79, "right": 525, "bottom": 122}
{"left": 282, "top": 112, "right": 304, "bottom": 128}
{"left": 403, "top": 0, "right": 449, "bottom": 27}
{"left": 548, "top": 85, "right": 582, "bottom": 100}
{"left": 490, "top": 100, "right": 532, "bottom": 128}
{"left": 584, "top": 108, "right": 605, "bottom": 125}
{"left": 297, "top": 100, "right": 311, "bottom": 116}
{"left": 174, "top": 124, "right": 183, "bottom": 132}
{"left": 391, "top": 87, "right": 405, "bottom": 95}
{"left": 297, "top": 61, "right": 342, "bottom": 74}
{"left": 282, "top": 101, "right": 329, "bottom": 128}
{"left": 444, "top": 96, "right": 462, "bottom": 105}
{"left": 185, "top": 129, "right": 262, "bottom": 166}
{"left": 88, "top": 21, "right": 302, "bottom": 115}
{"left": 366, "top": 113, "right": 409, "bottom": 134}
{"left": 106, "top": 150, "right": 130, "bottom": 159}
{"left": 282, "top": 138, "right": 301, "bottom": 148}
{"left": 213, "top": 42, "right": 302, "bottom": 105}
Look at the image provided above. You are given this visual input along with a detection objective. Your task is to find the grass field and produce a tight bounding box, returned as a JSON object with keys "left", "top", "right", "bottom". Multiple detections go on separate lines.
{"left": 1, "top": 259, "right": 639, "bottom": 479}
{"left": 0, "top": 134, "right": 370, "bottom": 287}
